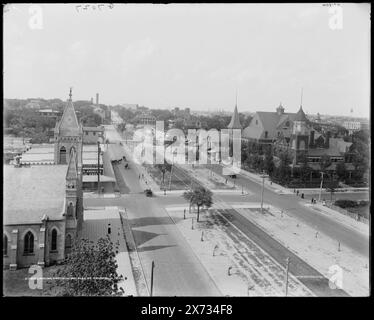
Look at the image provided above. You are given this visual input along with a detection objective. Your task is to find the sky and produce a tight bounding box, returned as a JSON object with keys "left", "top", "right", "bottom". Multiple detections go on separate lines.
{"left": 3, "top": 3, "right": 371, "bottom": 117}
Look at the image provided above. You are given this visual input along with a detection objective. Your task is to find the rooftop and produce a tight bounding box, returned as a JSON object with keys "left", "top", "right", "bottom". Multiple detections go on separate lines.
{"left": 83, "top": 126, "right": 104, "bottom": 132}
{"left": 4, "top": 165, "right": 68, "bottom": 225}
{"left": 20, "top": 144, "right": 54, "bottom": 164}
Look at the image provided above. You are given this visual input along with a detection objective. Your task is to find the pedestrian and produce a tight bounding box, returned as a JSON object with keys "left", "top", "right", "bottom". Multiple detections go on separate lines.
{"left": 301, "top": 193, "right": 304, "bottom": 199}
{"left": 311, "top": 197, "right": 314, "bottom": 204}
{"left": 139, "top": 174, "right": 140, "bottom": 179}
{"left": 296, "top": 190, "right": 299, "bottom": 196}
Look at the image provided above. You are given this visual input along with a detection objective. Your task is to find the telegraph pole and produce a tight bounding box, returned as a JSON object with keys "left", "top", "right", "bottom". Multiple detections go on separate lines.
{"left": 97, "top": 141, "right": 101, "bottom": 194}
{"left": 150, "top": 260, "right": 155, "bottom": 296}
{"left": 260, "top": 172, "right": 268, "bottom": 214}
{"left": 285, "top": 257, "right": 290, "bottom": 296}
{"left": 318, "top": 172, "right": 324, "bottom": 202}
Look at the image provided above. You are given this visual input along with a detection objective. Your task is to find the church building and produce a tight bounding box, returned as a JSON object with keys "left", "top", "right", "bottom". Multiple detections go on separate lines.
{"left": 3, "top": 89, "right": 83, "bottom": 270}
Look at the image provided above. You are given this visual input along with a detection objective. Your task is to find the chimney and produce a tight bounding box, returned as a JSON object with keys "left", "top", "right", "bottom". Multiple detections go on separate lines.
{"left": 96, "top": 93, "right": 99, "bottom": 105}
{"left": 309, "top": 130, "right": 315, "bottom": 148}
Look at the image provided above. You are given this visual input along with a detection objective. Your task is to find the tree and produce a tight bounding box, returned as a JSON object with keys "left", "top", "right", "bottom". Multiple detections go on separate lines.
{"left": 183, "top": 187, "right": 213, "bottom": 222}
{"left": 155, "top": 163, "right": 172, "bottom": 186}
{"left": 320, "top": 154, "right": 332, "bottom": 172}
{"left": 263, "top": 148, "right": 275, "bottom": 176}
{"left": 335, "top": 162, "right": 347, "bottom": 181}
{"left": 52, "top": 237, "right": 124, "bottom": 296}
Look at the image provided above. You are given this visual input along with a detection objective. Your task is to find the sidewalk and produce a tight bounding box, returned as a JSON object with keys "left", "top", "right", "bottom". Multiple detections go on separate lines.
{"left": 81, "top": 206, "right": 138, "bottom": 296}
{"left": 239, "top": 168, "right": 293, "bottom": 195}
{"left": 231, "top": 204, "right": 369, "bottom": 296}
{"left": 301, "top": 202, "right": 369, "bottom": 237}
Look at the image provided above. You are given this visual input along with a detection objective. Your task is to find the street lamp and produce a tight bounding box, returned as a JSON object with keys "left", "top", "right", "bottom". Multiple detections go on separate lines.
{"left": 260, "top": 171, "right": 269, "bottom": 214}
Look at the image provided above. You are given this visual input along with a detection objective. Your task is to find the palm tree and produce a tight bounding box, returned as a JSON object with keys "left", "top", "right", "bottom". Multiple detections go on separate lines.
{"left": 183, "top": 187, "right": 213, "bottom": 222}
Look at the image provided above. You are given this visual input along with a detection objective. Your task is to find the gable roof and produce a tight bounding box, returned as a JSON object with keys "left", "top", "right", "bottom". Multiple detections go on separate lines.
{"left": 227, "top": 105, "right": 242, "bottom": 129}
{"left": 4, "top": 165, "right": 67, "bottom": 225}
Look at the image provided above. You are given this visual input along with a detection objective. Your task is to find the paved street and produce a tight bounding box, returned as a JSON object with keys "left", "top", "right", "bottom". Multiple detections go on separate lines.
{"left": 207, "top": 164, "right": 369, "bottom": 257}
{"left": 85, "top": 133, "right": 221, "bottom": 295}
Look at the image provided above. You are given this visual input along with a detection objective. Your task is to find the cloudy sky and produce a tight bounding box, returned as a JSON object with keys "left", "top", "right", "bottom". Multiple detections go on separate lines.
{"left": 4, "top": 3, "right": 370, "bottom": 117}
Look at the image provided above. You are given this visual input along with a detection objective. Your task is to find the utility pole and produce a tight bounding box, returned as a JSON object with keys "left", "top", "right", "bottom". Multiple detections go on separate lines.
{"left": 97, "top": 141, "right": 101, "bottom": 194}
{"left": 260, "top": 172, "right": 268, "bottom": 214}
{"left": 150, "top": 260, "right": 155, "bottom": 296}
{"left": 285, "top": 257, "right": 290, "bottom": 296}
{"left": 318, "top": 172, "right": 324, "bottom": 202}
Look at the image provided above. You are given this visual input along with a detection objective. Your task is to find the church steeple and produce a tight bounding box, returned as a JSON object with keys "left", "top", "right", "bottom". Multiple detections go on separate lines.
{"left": 227, "top": 92, "right": 242, "bottom": 129}
{"left": 56, "top": 88, "right": 81, "bottom": 136}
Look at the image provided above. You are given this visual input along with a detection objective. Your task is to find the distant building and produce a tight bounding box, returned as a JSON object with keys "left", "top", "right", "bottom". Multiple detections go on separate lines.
{"left": 243, "top": 103, "right": 300, "bottom": 144}
{"left": 137, "top": 113, "right": 156, "bottom": 126}
{"left": 242, "top": 103, "right": 355, "bottom": 176}
{"left": 83, "top": 126, "right": 104, "bottom": 144}
{"left": 172, "top": 107, "right": 191, "bottom": 118}
{"left": 37, "top": 108, "right": 62, "bottom": 118}
{"left": 343, "top": 121, "right": 364, "bottom": 135}
{"left": 25, "top": 100, "right": 41, "bottom": 109}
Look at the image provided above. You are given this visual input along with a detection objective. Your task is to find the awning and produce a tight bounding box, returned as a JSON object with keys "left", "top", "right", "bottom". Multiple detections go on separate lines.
{"left": 83, "top": 175, "right": 116, "bottom": 183}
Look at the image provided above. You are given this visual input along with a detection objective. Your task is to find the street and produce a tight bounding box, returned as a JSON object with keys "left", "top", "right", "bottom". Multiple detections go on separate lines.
{"left": 207, "top": 164, "right": 369, "bottom": 257}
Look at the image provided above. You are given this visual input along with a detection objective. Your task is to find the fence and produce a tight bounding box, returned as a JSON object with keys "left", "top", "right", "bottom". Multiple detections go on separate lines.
{"left": 326, "top": 203, "right": 369, "bottom": 225}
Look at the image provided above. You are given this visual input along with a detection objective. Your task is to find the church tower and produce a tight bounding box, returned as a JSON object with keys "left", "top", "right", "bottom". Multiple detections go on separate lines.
{"left": 290, "top": 106, "right": 310, "bottom": 164}
{"left": 54, "top": 88, "right": 83, "bottom": 173}
{"left": 227, "top": 93, "right": 242, "bottom": 160}
{"left": 64, "top": 148, "right": 83, "bottom": 249}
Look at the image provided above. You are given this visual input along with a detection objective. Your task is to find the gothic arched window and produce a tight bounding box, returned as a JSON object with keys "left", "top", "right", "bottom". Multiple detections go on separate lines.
{"left": 3, "top": 235, "right": 8, "bottom": 256}
{"left": 24, "top": 231, "right": 34, "bottom": 255}
{"left": 51, "top": 229, "right": 57, "bottom": 251}
{"left": 60, "top": 146, "right": 67, "bottom": 164}
{"left": 67, "top": 203, "right": 74, "bottom": 217}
